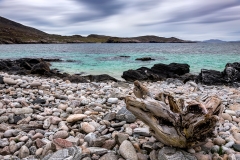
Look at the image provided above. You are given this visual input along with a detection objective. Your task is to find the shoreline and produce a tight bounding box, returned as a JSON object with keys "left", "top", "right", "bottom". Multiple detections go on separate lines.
{"left": 0, "top": 72, "right": 240, "bottom": 159}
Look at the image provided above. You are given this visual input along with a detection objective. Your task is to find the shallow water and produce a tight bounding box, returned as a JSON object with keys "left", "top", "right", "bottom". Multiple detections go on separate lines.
{"left": 0, "top": 43, "right": 240, "bottom": 79}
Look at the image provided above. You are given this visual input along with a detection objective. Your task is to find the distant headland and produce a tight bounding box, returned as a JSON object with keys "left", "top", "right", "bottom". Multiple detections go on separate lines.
{"left": 0, "top": 16, "right": 194, "bottom": 44}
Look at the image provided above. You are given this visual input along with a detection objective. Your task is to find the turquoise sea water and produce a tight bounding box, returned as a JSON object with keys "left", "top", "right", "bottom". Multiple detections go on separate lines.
{"left": 0, "top": 43, "right": 240, "bottom": 79}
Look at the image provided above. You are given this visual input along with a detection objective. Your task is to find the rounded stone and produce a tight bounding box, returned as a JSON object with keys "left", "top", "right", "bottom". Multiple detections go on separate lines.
{"left": 53, "top": 138, "right": 73, "bottom": 149}
{"left": 211, "top": 145, "right": 220, "bottom": 153}
{"left": 3, "top": 78, "right": 17, "bottom": 85}
{"left": 66, "top": 107, "right": 73, "bottom": 113}
{"left": 32, "top": 133, "right": 44, "bottom": 140}
{"left": 30, "top": 81, "right": 42, "bottom": 87}
{"left": 84, "top": 133, "right": 97, "bottom": 147}
{"left": 107, "top": 98, "right": 118, "bottom": 104}
{"left": 19, "top": 145, "right": 30, "bottom": 159}
{"left": 213, "top": 137, "right": 226, "bottom": 146}
{"left": 119, "top": 140, "right": 138, "bottom": 160}
{"left": 94, "top": 106, "right": 103, "bottom": 112}
{"left": 58, "top": 104, "right": 68, "bottom": 111}
{"left": 19, "top": 136, "right": 29, "bottom": 142}
{"left": 53, "top": 130, "right": 69, "bottom": 139}
{"left": 81, "top": 122, "right": 95, "bottom": 133}
{"left": 66, "top": 114, "right": 87, "bottom": 123}
{"left": 233, "top": 144, "right": 240, "bottom": 152}
{"left": 222, "top": 113, "right": 232, "bottom": 121}
{"left": 66, "top": 90, "right": 73, "bottom": 95}
{"left": 0, "top": 116, "right": 9, "bottom": 123}
{"left": 43, "top": 118, "right": 51, "bottom": 129}
{"left": 36, "top": 148, "right": 43, "bottom": 156}
{"left": 50, "top": 117, "right": 62, "bottom": 125}
{"left": 14, "top": 108, "right": 33, "bottom": 115}
{"left": 225, "top": 141, "right": 234, "bottom": 148}
{"left": 3, "top": 129, "right": 19, "bottom": 138}
{"left": 99, "top": 152, "right": 118, "bottom": 160}
{"left": 0, "top": 138, "right": 9, "bottom": 147}
{"left": 225, "top": 110, "right": 236, "bottom": 116}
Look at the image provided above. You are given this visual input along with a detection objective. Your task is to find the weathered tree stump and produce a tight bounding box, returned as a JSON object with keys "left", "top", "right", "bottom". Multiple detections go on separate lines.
{"left": 125, "top": 80, "right": 223, "bottom": 148}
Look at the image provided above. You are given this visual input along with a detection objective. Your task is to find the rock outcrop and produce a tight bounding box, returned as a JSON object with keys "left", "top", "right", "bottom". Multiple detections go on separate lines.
{"left": 198, "top": 62, "right": 240, "bottom": 86}
{"left": 122, "top": 63, "right": 193, "bottom": 82}
{"left": 135, "top": 57, "right": 155, "bottom": 61}
{"left": 0, "top": 58, "right": 118, "bottom": 83}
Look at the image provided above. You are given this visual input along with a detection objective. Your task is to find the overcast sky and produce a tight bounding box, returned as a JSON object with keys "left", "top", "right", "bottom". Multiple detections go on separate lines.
{"left": 1, "top": 0, "right": 240, "bottom": 41}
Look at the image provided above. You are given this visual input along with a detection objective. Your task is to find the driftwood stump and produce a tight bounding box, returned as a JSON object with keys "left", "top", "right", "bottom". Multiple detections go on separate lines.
{"left": 125, "top": 80, "right": 223, "bottom": 148}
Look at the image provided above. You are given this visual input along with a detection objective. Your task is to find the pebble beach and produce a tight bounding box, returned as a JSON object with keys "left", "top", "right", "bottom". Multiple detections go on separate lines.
{"left": 1, "top": 72, "right": 240, "bottom": 160}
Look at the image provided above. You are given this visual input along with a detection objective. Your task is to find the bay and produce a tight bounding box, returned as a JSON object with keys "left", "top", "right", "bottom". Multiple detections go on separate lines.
{"left": 0, "top": 43, "right": 240, "bottom": 79}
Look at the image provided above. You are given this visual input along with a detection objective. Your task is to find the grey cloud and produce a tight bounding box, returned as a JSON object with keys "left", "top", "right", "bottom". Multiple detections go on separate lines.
{"left": 137, "top": 1, "right": 240, "bottom": 26}
{"left": 68, "top": 0, "right": 125, "bottom": 22}
{"left": 195, "top": 16, "right": 240, "bottom": 24}
{"left": 0, "top": 0, "right": 240, "bottom": 40}
{"left": 163, "top": 1, "right": 240, "bottom": 23}
{"left": 129, "top": 1, "right": 162, "bottom": 10}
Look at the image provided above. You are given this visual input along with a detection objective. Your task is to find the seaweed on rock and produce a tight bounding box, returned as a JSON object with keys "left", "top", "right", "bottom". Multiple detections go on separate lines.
{"left": 125, "top": 80, "right": 223, "bottom": 148}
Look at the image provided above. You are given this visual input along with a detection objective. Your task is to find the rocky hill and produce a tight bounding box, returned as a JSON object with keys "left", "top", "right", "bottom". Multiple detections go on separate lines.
{"left": 0, "top": 16, "right": 193, "bottom": 44}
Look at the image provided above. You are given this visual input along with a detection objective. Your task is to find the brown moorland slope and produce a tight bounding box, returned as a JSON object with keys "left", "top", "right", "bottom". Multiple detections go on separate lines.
{"left": 0, "top": 16, "right": 193, "bottom": 44}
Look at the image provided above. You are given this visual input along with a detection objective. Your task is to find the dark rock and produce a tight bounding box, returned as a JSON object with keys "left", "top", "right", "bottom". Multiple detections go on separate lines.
{"left": 178, "top": 73, "right": 198, "bottom": 83}
{"left": 62, "top": 75, "right": 88, "bottom": 83}
{"left": 233, "top": 144, "right": 240, "bottom": 152}
{"left": 197, "top": 62, "right": 240, "bottom": 86}
{"left": 13, "top": 116, "right": 23, "bottom": 124}
{"left": 151, "top": 63, "right": 189, "bottom": 76}
{"left": 198, "top": 69, "right": 224, "bottom": 85}
{"left": 20, "top": 61, "right": 32, "bottom": 70}
{"left": 233, "top": 82, "right": 240, "bottom": 88}
{"left": 223, "top": 66, "right": 240, "bottom": 83}
{"left": 116, "top": 106, "right": 136, "bottom": 123}
{"left": 0, "top": 61, "right": 10, "bottom": 70}
{"left": 84, "top": 74, "right": 118, "bottom": 82}
{"left": 66, "top": 60, "right": 76, "bottom": 62}
{"left": 43, "top": 58, "right": 62, "bottom": 62}
{"left": 122, "top": 63, "right": 190, "bottom": 82}
{"left": 32, "top": 98, "right": 46, "bottom": 104}
{"left": 31, "top": 61, "right": 50, "bottom": 75}
{"left": 122, "top": 67, "right": 160, "bottom": 81}
{"left": 17, "top": 58, "right": 41, "bottom": 65}
{"left": 0, "top": 76, "right": 4, "bottom": 84}
{"left": 136, "top": 57, "right": 155, "bottom": 61}
{"left": 29, "top": 146, "right": 37, "bottom": 155}
{"left": 17, "top": 70, "right": 30, "bottom": 75}
{"left": 226, "top": 62, "right": 240, "bottom": 72}
{"left": 0, "top": 58, "right": 119, "bottom": 83}
{"left": 119, "top": 55, "right": 130, "bottom": 58}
